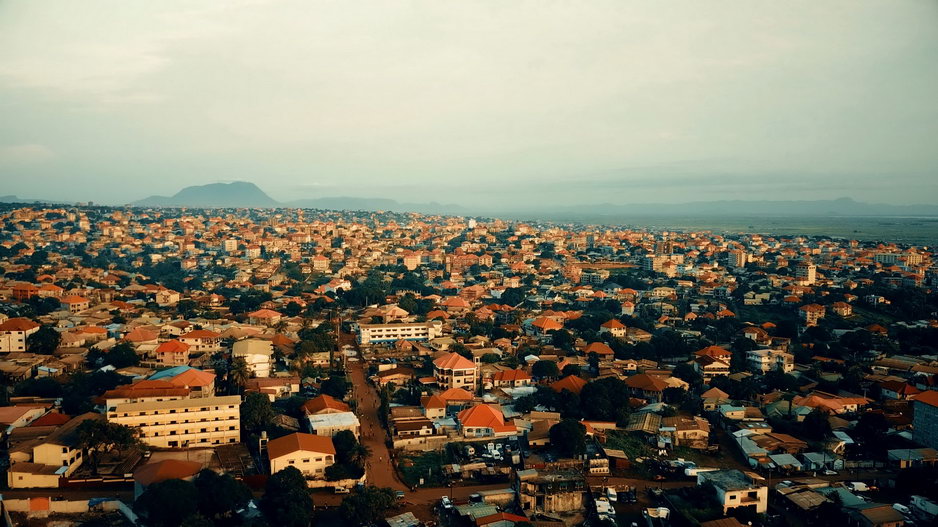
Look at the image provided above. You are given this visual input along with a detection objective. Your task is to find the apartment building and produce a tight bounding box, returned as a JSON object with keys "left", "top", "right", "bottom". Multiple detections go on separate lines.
{"left": 747, "top": 348, "right": 795, "bottom": 373}
{"left": 433, "top": 351, "right": 477, "bottom": 391}
{"left": 0, "top": 317, "right": 40, "bottom": 353}
{"left": 357, "top": 320, "right": 443, "bottom": 345}
{"left": 107, "top": 395, "right": 241, "bottom": 448}
{"left": 7, "top": 413, "right": 100, "bottom": 488}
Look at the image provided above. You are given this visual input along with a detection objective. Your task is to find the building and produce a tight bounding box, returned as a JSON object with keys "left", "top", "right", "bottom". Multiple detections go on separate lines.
{"left": 697, "top": 469, "right": 768, "bottom": 514}
{"left": 433, "top": 352, "right": 477, "bottom": 391}
{"left": 232, "top": 338, "right": 274, "bottom": 378}
{"left": 599, "top": 319, "right": 627, "bottom": 338}
{"left": 306, "top": 411, "right": 361, "bottom": 438}
{"left": 516, "top": 469, "right": 587, "bottom": 515}
{"left": 267, "top": 432, "right": 336, "bottom": 480}
{"left": 358, "top": 321, "right": 443, "bottom": 345}
{"left": 799, "top": 304, "right": 825, "bottom": 327}
{"left": 154, "top": 339, "right": 191, "bottom": 366}
{"left": 0, "top": 317, "right": 40, "bottom": 353}
{"left": 178, "top": 329, "right": 222, "bottom": 352}
{"left": 107, "top": 395, "right": 241, "bottom": 448}
{"left": 747, "top": 348, "right": 795, "bottom": 373}
{"left": 913, "top": 391, "right": 938, "bottom": 450}
{"left": 59, "top": 295, "right": 91, "bottom": 313}
{"left": 7, "top": 413, "right": 101, "bottom": 488}
{"left": 794, "top": 262, "right": 817, "bottom": 285}
{"left": 456, "top": 404, "right": 516, "bottom": 438}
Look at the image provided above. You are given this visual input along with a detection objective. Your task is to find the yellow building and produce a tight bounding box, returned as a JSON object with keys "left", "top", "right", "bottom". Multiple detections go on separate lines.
{"left": 107, "top": 395, "right": 241, "bottom": 449}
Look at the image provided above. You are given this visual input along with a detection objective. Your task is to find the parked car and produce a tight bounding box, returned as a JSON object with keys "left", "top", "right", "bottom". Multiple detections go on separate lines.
{"left": 333, "top": 486, "right": 350, "bottom": 494}
{"left": 395, "top": 491, "right": 406, "bottom": 500}
{"left": 822, "top": 469, "right": 838, "bottom": 476}
{"left": 440, "top": 496, "right": 453, "bottom": 509}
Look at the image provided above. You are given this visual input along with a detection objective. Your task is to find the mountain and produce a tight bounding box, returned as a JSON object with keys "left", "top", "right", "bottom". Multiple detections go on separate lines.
{"left": 0, "top": 195, "right": 73, "bottom": 205}
{"left": 133, "top": 182, "right": 279, "bottom": 208}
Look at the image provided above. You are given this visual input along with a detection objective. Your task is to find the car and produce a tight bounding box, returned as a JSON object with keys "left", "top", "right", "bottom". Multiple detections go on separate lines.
{"left": 440, "top": 496, "right": 453, "bottom": 509}
{"left": 395, "top": 491, "right": 406, "bottom": 500}
{"left": 893, "top": 503, "right": 912, "bottom": 516}
{"left": 823, "top": 469, "right": 838, "bottom": 476}
{"left": 334, "top": 486, "right": 350, "bottom": 494}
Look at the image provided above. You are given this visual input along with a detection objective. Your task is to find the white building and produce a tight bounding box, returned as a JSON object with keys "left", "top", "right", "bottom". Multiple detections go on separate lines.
{"left": 267, "top": 432, "right": 336, "bottom": 480}
{"left": 107, "top": 395, "right": 241, "bottom": 449}
{"left": 306, "top": 411, "right": 361, "bottom": 438}
{"left": 746, "top": 348, "right": 794, "bottom": 373}
{"left": 358, "top": 321, "right": 443, "bottom": 345}
{"left": 698, "top": 470, "right": 768, "bottom": 514}
{"left": 0, "top": 318, "right": 40, "bottom": 353}
{"left": 232, "top": 338, "right": 274, "bottom": 378}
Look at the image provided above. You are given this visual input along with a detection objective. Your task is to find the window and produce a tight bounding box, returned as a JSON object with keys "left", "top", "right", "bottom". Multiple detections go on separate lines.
{"left": 302, "top": 459, "right": 310, "bottom": 463}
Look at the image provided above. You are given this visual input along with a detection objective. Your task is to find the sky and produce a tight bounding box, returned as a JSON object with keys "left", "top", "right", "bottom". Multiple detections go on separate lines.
{"left": 1, "top": 0, "right": 937, "bottom": 209}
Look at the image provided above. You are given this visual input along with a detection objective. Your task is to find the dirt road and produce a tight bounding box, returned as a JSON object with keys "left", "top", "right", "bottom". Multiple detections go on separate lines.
{"left": 348, "top": 359, "right": 407, "bottom": 492}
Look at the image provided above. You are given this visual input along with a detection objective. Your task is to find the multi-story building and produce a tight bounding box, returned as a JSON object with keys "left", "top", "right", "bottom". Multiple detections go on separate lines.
{"left": 107, "top": 395, "right": 241, "bottom": 448}
{"left": 793, "top": 262, "right": 817, "bottom": 285}
{"left": 0, "top": 318, "right": 40, "bottom": 353}
{"left": 516, "top": 469, "right": 587, "bottom": 515}
{"left": 232, "top": 338, "right": 274, "bottom": 377}
{"left": 357, "top": 321, "right": 444, "bottom": 345}
{"left": 747, "top": 348, "right": 795, "bottom": 373}
{"left": 433, "top": 351, "right": 477, "bottom": 391}
{"left": 267, "top": 432, "right": 336, "bottom": 480}
{"left": 913, "top": 391, "right": 938, "bottom": 450}
{"left": 7, "top": 413, "right": 100, "bottom": 488}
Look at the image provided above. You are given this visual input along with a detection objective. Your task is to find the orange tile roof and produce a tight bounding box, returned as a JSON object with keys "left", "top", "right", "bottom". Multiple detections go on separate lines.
{"left": 434, "top": 352, "right": 475, "bottom": 370}
{"left": 493, "top": 369, "right": 531, "bottom": 382}
{"left": 302, "top": 394, "right": 350, "bottom": 414}
{"left": 913, "top": 390, "right": 938, "bottom": 408}
{"left": 585, "top": 342, "right": 614, "bottom": 356}
{"left": 457, "top": 404, "right": 515, "bottom": 433}
{"left": 267, "top": 432, "right": 335, "bottom": 460}
{"left": 0, "top": 317, "right": 40, "bottom": 332}
{"left": 155, "top": 340, "right": 190, "bottom": 354}
{"left": 134, "top": 459, "right": 202, "bottom": 486}
{"left": 550, "top": 375, "right": 587, "bottom": 395}
{"left": 439, "top": 387, "right": 474, "bottom": 401}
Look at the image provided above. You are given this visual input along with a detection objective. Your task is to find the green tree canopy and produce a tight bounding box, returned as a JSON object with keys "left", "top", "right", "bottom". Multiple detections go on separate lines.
{"left": 135, "top": 479, "right": 199, "bottom": 527}
{"left": 338, "top": 485, "right": 397, "bottom": 526}
{"left": 241, "top": 392, "right": 276, "bottom": 433}
{"left": 27, "top": 324, "right": 61, "bottom": 354}
{"left": 261, "top": 466, "right": 313, "bottom": 527}
{"left": 549, "top": 419, "right": 587, "bottom": 458}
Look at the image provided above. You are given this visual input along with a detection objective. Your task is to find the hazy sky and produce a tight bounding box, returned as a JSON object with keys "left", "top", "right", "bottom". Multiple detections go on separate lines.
{"left": 1, "top": 0, "right": 937, "bottom": 208}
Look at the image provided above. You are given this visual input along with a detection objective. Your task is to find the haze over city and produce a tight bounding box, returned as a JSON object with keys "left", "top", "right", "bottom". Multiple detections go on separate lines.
{"left": 2, "top": 0, "right": 938, "bottom": 208}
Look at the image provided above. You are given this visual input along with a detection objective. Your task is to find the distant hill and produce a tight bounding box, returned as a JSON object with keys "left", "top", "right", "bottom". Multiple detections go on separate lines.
{"left": 0, "top": 195, "right": 71, "bottom": 205}
{"left": 133, "top": 182, "right": 280, "bottom": 208}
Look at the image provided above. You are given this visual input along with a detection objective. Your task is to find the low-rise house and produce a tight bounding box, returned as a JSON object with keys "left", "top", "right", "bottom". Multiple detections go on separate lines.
{"left": 516, "top": 469, "right": 586, "bottom": 515}
{"left": 7, "top": 413, "right": 102, "bottom": 488}
{"left": 457, "top": 404, "right": 516, "bottom": 438}
{"left": 698, "top": 469, "right": 768, "bottom": 514}
{"left": 307, "top": 411, "right": 361, "bottom": 438}
{"left": 178, "top": 329, "right": 222, "bottom": 352}
{"left": 267, "top": 432, "right": 336, "bottom": 480}
{"left": 0, "top": 317, "right": 40, "bottom": 353}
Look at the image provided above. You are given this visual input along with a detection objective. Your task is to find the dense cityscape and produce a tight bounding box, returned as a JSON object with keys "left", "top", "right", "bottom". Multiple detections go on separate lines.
{"left": 0, "top": 204, "right": 936, "bottom": 527}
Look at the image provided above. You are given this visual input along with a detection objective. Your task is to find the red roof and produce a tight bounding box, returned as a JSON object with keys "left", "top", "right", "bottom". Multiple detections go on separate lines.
{"left": 0, "top": 317, "right": 40, "bottom": 332}
{"left": 302, "top": 394, "right": 350, "bottom": 414}
{"left": 913, "top": 390, "right": 938, "bottom": 408}
{"left": 600, "top": 319, "right": 625, "bottom": 329}
{"left": 29, "top": 411, "right": 71, "bottom": 427}
{"left": 267, "top": 432, "right": 335, "bottom": 459}
{"left": 493, "top": 369, "right": 531, "bottom": 382}
{"left": 585, "top": 342, "right": 614, "bottom": 356}
{"left": 155, "top": 340, "right": 190, "bottom": 354}
{"left": 134, "top": 459, "right": 202, "bottom": 486}
{"left": 551, "top": 375, "right": 587, "bottom": 395}
{"left": 434, "top": 352, "right": 475, "bottom": 370}
{"left": 457, "top": 404, "right": 515, "bottom": 433}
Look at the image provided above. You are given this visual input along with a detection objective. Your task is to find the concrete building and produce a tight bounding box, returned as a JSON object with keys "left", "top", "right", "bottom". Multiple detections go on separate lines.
{"left": 267, "top": 432, "right": 335, "bottom": 480}
{"left": 913, "top": 391, "right": 938, "bottom": 450}
{"left": 107, "top": 395, "right": 241, "bottom": 448}
{"left": 516, "top": 469, "right": 587, "bottom": 515}
{"left": 7, "top": 413, "right": 101, "bottom": 488}
{"left": 433, "top": 351, "right": 477, "bottom": 391}
{"left": 747, "top": 348, "right": 795, "bottom": 373}
{"left": 794, "top": 262, "right": 817, "bottom": 285}
{"left": 358, "top": 321, "right": 443, "bottom": 345}
{"left": 0, "top": 317, "right": 40, "bottom": 353}
{"left": 232, "top": 338, "right": 274, "bottom": 378}
{"left": 697, "top": 469, "right": 768, "bottom": 514}
{"left": 306, "top": 411, "right": 361, "bottom": 438}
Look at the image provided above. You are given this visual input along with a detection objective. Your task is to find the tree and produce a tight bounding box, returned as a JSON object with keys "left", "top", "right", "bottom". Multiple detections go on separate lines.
{"left": 76, "top": 418, "right": 138, "bottom": 475}
{"left": 550, "top": 329, "right": 575, "bottom": 351}
{"left": 561, "top": 364, "right": 582, "bottom": 377}
{"left": 135, "top": 479, "right": 199, "bottom": 527}
{"left": 228, "top": 357, "right": 251, "bottom": 394}
{"left": 672, "top": 363, "right": 702, "bottom": 386}
{"left": 88, "top": 342, "right": 139, "bottom": 368}
{"left": 27, "top": 324, "right": 61, "bottom": 354}
{"left": 802, "top": 409, "right": 832, "bottom": 441}
{"left": 579, "top": 377, "right": 631, "bottom": 421}
{"left": 194, "top": 469, "right": 252, "bottom": 521}
{"left": 261, "top": 466, "right": 313, "bottom": 527}
{"left": 241, "top": 392, "right": 276, "bottom": 433}
{"left": 549, "top": 419, "right": 586, "bottom": 458}
{"left": 320, "top": 376, "right": 350, "bottom": 399}
{"left": 338, "top": 485, "right": 397, "bottom": 526}
{"left": 532, "top": 360, "right": 560, "bottom": 379}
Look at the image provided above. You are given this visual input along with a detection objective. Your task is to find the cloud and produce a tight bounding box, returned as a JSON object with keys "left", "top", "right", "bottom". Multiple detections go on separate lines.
{"left": 0, "top": 144, "right": 57, "bottom": 164}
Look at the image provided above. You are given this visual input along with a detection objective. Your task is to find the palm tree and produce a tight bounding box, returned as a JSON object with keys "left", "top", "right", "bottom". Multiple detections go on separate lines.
{"left": 349, "top": 443, "right": 372, "bottom": 468}
{"left": 228, "top": 357, "right": 250, "bottom": 395}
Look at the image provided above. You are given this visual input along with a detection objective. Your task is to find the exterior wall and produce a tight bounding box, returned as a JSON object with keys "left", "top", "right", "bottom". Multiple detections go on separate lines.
{"left": 270, "top": 450, "right": 334, "bottom": 479}
{"left": 358, "top": 322, "right": 443, "bottom": 344}
{"left": 435, "top": 366, "right": 477, "bottom": 391}
{"left": 717, "top": 486, "right": 768, "bottom": 514}
{"left": 914, "top": 402, "right": 938, "bottom": 450}
{"left": 108, "top": 395, "right": 241, "bottom": 448}
{"left": 0, "top": 327, "right": 39, "bottom": 352}
{"left": 7, "top": 470, "right": 61, "bottom": 489}
{"left": 33, "top": 444, "right": 83, "bottom": 475}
